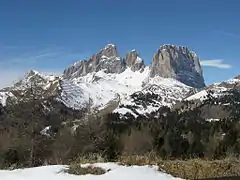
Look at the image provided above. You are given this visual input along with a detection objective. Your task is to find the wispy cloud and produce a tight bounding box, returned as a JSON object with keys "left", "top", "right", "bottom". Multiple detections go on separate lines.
{"left": 0, "top": 48, "right": 61, "bottom": 65}
{"left": 213, "top": 30, "right": 240, "bottom": 38}
{"left": 0, "top": 47, "right": 87, "bottom": 67}
{"left": 200, "top": 59, "right": 232, "bottom": 69}
{"left": 221, "top": 32, "right": 240, "bottom": 38}
{"left": 3, "top": 53, "right": 56, "bottom": 66}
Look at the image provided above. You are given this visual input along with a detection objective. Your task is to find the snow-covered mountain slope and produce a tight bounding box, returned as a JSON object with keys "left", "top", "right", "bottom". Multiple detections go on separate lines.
{"left": 57, "top": 43, "right": 204, "bottom": 115}
{"left": 0, "top": 66, "right": 193, "bottom": 117}
{"left": 11, "top": 70, "right": 60, "bottom": 90}
{"left": 186, "top": 75, "right": 240, "bottom": 101}
{"left": 114, "top": 76, "right": 192, "bottom": 116}
{"left": 0, "top": 163, "right": 183, "bottom": 180}
{"left": 59, "top": 67, "right": 150, "bottom": 110}
{"left": 58, "top": 66, "right": 193, "bottom": 116}
{"left": 0, "top": 70, "right": 61, "bottom": 106}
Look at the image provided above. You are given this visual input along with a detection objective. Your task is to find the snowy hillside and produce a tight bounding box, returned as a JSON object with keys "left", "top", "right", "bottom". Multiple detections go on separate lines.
{"left": 59, "top": 67, "right": 150, "bottom": 110}
{"left": 0, "top": 66, "right": 193, "bottom": 117}
{"left": 186, "top": 75, "right": 240, "bottom": 101}
{"left": 0, "top": 163, "right": 183, "bottom": 180}
{"left": 114, "top": 75, "right": 192, "bottom": 116}
{"left": 59, "top": 67, "right": 193, "bottom": 116}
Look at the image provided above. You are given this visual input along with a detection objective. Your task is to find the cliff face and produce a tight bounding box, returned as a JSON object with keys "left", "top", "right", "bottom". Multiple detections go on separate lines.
{"left": 150, "top": 44, "right": 205, "bottom": 88}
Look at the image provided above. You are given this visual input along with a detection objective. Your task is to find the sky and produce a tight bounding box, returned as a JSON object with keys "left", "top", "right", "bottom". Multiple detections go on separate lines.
{"left": 0, "top": 0, "right": 239, "bottom": 88}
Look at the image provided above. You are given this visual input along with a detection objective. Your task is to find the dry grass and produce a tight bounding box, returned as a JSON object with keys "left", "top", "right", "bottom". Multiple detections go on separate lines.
{"left": 159, "top": 159, "right": 240, "bottom": 180}
{"left": 65, "top": 154, "right": 240, "bottom": 179}
{"left": 66, "top": 164, "right": 106, "bottom": 175}
{"left": 117, "top": 155, "right": 240, "bottom": 179}
{"left": 118, "top": 153, "right": 160, "bottom": 166}
{"left": 71, "top": 153, "right": 105, "bottom": 164}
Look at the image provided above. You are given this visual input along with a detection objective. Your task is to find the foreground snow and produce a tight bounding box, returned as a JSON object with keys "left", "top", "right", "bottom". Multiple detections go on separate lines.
{"left": 0, "top": 163, "right": 183, "bottom": 180}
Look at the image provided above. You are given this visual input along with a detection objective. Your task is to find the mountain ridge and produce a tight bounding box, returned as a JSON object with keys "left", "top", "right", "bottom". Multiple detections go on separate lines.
{"left": 63, "top": 43, "right": 205, "bottom": 88}
{"left": 1, "top": 43, "right": 237, "bottom": 118}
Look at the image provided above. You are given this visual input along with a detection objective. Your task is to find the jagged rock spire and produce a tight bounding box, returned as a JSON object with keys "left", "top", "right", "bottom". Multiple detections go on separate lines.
{"left": 150, "top": 44, "right": 205, "bottom": 88}
{"left": 125, "top": 49, "right": 145, "bottom": 72}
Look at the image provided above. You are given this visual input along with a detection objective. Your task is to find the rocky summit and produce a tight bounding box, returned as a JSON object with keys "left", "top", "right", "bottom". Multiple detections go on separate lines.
{"left": 150, "top": 44, "right": 205, "bottom": 88}
{"left": 63, "top": 44, "right": 124, "bottom": 79}
{"left": 125, "top": 50, "right": 145, "bottom": 72}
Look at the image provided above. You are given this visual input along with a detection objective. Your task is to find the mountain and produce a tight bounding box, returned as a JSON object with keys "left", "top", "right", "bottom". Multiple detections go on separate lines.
{"left": 0, "top": 43, "right": 208, "bottom": 117}
{"left": 186, "top": 75, "right": 240, "bottom": 101}
{"left": 113, "top": 76, "right": 192, "bottom": 117}
{"left": 60, "top": 44, "right": 205, "bottom": 116}
{"left": 0, "top": 70, "right": 61, "bottom": 106}
{"left": 63, "top": 44, "right": 205, "bottom": 88}
{"left": 150, "top": 44, "right": 205, "bottom": 88}
{"left": 167, "top": 75, "right": 240, "bottom": 121}
{"left": 63, "top": 44, "right": 124, "bottom": 79}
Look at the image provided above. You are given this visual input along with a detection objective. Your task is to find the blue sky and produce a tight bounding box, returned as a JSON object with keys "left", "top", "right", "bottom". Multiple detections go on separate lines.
{"left": 0, "top": 0, "right": 239, "bottom": 87}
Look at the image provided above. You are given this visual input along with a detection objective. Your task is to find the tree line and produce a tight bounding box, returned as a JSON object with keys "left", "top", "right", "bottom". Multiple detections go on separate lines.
{"left": 0, "top": 89, "right": 240, "bottom": 168}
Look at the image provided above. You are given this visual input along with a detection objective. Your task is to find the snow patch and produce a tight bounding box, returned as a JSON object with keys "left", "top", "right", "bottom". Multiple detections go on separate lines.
{"left": 206, "top": 118, "right": 220, "bottom": 122}
{"left": 40, "top": 126, "right": 51, "bottom": 137}
{"left": 104, "top": 44, "right": 115, "bottom": 50}
{"left": 113, "top": 107, "right": 138, "bottom": 117}
{"left": 136, "top": 56, "right": 143, "bottom": 63}
{"left": 0, "top": 92, "right": 14, "bottom": 106}
{"left": 0, "top": 92, "right": 9, "bottom": 106}
{"left": 186, "top": 90, "right": 208, "bottom": 101}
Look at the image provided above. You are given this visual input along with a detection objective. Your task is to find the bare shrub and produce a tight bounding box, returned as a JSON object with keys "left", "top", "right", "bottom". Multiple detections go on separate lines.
{"left": 66, "top": 165, "right": 106, "bottom": 175}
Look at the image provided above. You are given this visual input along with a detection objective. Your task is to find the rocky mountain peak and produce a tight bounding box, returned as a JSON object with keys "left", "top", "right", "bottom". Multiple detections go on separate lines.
{"left": 16, "top": 70, "right": 59, "bottom": 88}
{"left": 160, "top": 44, "right": 189, "bottom": 54}
{"left": 234, "top": 75, "right": 240, "bottom": 80}
{"left": 27, "top": 70, "right": 39, "bottom": 77}
{"left": 100, "top": 44, "right": 118, "bottom": 57}
{"left": 0, "top": 70, "right": 60, "bottom": 106}
{"left": 150, "top": 44, "right": 205, "bottom": 88}
{"left": 63, "top": 44, "right": 124, "bottom": 79}
{"left": 125, "top": 50, "right": 145, "bottom": 72}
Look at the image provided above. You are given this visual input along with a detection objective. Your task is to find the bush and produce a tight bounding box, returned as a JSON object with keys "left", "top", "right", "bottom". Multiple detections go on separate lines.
{"left": 66, "top": 164, "right": 107, "bottom": 175}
